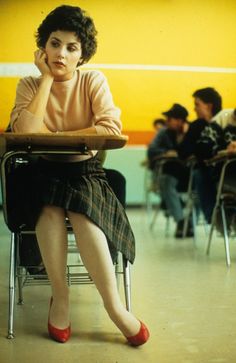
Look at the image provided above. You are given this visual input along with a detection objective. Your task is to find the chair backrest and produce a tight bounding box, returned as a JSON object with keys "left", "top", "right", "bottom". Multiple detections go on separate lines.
{"left": 2, "top": 155, "right": 40, "bottom": 232}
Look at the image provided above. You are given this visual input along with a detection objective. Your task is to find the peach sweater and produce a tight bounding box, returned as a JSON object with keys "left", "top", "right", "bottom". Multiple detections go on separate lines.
{"left": 10, "top": 69, "right": 122, "bottom": 135}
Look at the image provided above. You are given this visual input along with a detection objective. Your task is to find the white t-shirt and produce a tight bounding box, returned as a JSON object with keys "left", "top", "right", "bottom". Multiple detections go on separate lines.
{"left": 212, "top": 109, "right": 236, "bottom": 128}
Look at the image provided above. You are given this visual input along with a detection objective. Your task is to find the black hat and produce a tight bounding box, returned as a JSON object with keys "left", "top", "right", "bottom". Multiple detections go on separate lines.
{"left": 162, "top": 103, "right": 188, "bottom": 120}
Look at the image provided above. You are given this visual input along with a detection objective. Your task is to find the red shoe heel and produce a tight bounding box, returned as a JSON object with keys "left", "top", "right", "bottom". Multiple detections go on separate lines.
{"left": 48, "top": 298, "right": 71, "bottom": 343}
{"left": 126, "top": 321, "right": 150, "bottom": 346}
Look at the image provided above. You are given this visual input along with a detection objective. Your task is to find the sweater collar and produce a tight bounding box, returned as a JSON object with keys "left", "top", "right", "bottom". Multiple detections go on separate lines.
{"left": 52, "top": 70, "right": 78, "bottom": 90}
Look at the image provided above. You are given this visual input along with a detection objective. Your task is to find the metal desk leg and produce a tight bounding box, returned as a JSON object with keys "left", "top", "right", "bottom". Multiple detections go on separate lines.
{"left": 123, "top": 257, "right": 131, "bottom": 312}
{"left": 221, "top": 202, "right": 231, "bottom": 267}
{"left": 206, "top": 206, "right": 218, "bottom": 256}
{"left": 7, "top": 232, "right": 17, "bottom": 339}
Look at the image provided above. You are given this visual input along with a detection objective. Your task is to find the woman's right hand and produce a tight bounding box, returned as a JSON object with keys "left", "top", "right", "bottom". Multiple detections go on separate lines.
{"left": 34, "top": 49, "right": 53, "bottom": 78}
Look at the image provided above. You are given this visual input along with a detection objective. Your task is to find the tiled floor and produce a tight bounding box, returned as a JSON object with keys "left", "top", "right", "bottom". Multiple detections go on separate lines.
{"left": 0, "top": 208, "right": 236, "bottom": 363}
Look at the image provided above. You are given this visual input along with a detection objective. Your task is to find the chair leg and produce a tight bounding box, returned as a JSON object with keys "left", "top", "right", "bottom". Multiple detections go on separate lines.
{"left": 7, "top": 232, "right": 17, "bottom": 339}
{"left": 192, "top": 206, "right": 197, "bottom": 246}
{"left": 206, "top": 206, "right": 218, "bottom": 256}
{"left": 149, "top": 206, "right": 159, "bottom": 230}
{"left": 221, "top": 203, "right": 231, "bottom": 267}
{"left": 122, "top": 256, "right": 131, "bottom": 312}
{"left": 206, "top": 225, "right": 215, "bottom": 256}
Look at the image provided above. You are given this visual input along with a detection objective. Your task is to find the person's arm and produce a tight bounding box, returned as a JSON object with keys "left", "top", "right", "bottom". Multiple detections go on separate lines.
{"left": 177, "top": 120, "right": 207, "bottom": 159}
{"left": 11, "top": 50, "right": 54, "bottom": 133}
{"left": 195, "top": 122, "right": 224, "bottom": 160}
{"left": 227, "top": 140, "right": 236, "bottom": 152}
{"left": 147, "top": 130, "right": 173, "bottom": 161}
{"left": 223, "top": 125, "right": 236, "bottom": 146}
{"left": 59, "top": 71, "right": 121, "bottom": 136}
{"left": 87, "top": 71, "right": 121, "bottom": 135}
{"left": 177, "top": 124, "right": 195, "bottom": 159}
{"left": 59, "top": 126, "right": 97, "bottom": 135}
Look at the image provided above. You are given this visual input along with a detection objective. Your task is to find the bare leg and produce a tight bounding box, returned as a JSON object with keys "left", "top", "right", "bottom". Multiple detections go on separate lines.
{"left": 67, "top": 211, "right": 141, "bottom": 337}
{"left": 35, "top": 205, "right": 69, "bottom": 329}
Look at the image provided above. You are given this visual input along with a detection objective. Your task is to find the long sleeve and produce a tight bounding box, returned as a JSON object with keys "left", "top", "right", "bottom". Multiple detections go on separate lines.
{"left": 178, "top": 119, "right": 224, "bottom": 161}
{"left": 194, "top": 122, "right": 224, "bottom": 160}
{"left": 88, "top": 71, "right": 122, "bottom": 135}
{"left": 177, "top": 119, "right": 207, "bottom": 160}
{"left": 10, "top": 77, "right": 43, "bottom": 132}
{"left": 9, "top": 70, "right": 122, "bottom": 136}
{"left": 147, "top": 129, "right": 175, "bottom": 161}
{"left": 223, "top": 125, "right": 236, "bottom": 145}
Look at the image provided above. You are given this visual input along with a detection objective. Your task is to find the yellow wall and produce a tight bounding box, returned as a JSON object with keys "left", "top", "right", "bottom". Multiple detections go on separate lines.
{"left": 1, "top": 0, "right": 236, "bottom": 131}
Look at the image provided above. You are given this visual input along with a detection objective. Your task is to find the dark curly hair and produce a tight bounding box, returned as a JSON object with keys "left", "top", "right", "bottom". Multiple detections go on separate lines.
{"left": 192, "top": 87, "right": 222, "bottom": 116}
{"left": 36, "top": 5, "right": 97, "bottom": 66}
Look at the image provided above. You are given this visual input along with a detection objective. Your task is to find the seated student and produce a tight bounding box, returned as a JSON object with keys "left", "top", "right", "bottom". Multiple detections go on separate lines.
{"left": 147, "top": 103, "right": 192, "bottom": 238}
{"left": 178, "top": 87, "right": 223, "bottom": 223}
{"left": 14, "top": 150, "right": 126, "bottom": 278}
{"left": 152, "top": 118, "right": 166, "bottom": 133}
{"left": 140, "top": 118, "right": 166, "bottom": 170}
{"left": 8, "top": 5, "right": 149, "bottom": 345}
{"left": 213, "top": 108, "right": 236, "bottom": 145}
{"left": 213, "top": 108, "right": 236, "bottom": 128}
{"left": 196, "top": 108, "right": 236, "bottom": 230}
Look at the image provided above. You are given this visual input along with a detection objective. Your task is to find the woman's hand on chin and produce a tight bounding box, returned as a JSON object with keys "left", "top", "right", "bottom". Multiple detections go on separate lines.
{"left": 34, "top": 49, "right": 54, "bottom": 79}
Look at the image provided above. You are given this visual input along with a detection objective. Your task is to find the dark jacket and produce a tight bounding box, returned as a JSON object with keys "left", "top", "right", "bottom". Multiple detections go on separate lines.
{"left": 147, "top": 128, "right": 189, "bottom": 187}
{"left": 177, "top": 118, "right": 224, "bottom": 161}
{"left": 223, "top": 124, "right": 236, "bottom": 144}
{"left": 147, "top": 128, "right": 177, "bottom": 162}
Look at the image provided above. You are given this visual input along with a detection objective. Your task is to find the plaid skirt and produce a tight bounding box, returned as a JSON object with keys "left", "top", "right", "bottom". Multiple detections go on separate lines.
{"left": 33, "top": 155, "right": 135, "bottom": 263}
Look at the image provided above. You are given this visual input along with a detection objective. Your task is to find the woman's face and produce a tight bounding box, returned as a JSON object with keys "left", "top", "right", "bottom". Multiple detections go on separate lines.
{"left": 45, "top": 30, "right": 82, "bottom": 81}
{"left": 194, "top": 97, "right": 213, "bottom": 121}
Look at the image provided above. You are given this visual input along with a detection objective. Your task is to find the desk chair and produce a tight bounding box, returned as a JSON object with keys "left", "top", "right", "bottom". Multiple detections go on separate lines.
{"left": 146, "top": 156, "right": 171, "bottom": 233}
{"left": 148, "top": 154, "right": 196, "bottom": 239}
{"left": 140, "top": 159, "right": 162, "bottom": 222}
{"left": 182, "top": 156, "right": 200, "bottom": 243}
{"left": 206, "top": 152, "right": 236, "bottom": 266}
{"left": 0, "top": 133, "right": 131, "bottom": 339}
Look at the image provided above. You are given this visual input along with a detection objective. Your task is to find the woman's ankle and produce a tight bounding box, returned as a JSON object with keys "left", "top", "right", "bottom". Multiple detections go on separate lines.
{"left": 105, "top": 305, "right": 140, "bottom": 336}
{"left": 51, "top": 287, "right": 69, "bottom": 301}
{"left": 49, "top": 296, "right": 70, "bottom": 329}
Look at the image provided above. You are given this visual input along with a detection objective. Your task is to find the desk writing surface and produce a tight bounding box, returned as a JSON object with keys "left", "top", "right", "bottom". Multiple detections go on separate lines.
{"left": 0, "top": 133, "right": 128, "bottom": 154}
{"left": 206, "top": 149, "right": 236, "bottom": 165}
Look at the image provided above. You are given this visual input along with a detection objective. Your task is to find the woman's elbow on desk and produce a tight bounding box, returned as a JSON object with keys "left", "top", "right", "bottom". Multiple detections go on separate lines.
{"left": 95, "top": 122, "right": 122, "bottom": 136}
{"left": 11, "top": 108, "right": 50, "bottom": 133}
{"left": 12, "top": 121, "right": 51, "bottom": 134}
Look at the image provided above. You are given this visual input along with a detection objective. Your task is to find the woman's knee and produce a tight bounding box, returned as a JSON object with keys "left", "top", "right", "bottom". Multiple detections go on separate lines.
{"left": 67, "top": 211, "right": 88, "bottom": 226}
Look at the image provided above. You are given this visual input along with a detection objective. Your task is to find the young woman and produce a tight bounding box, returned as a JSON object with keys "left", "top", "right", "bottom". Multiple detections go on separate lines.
{"left": 10, "top": 5, "right": 149, "bottom": 345}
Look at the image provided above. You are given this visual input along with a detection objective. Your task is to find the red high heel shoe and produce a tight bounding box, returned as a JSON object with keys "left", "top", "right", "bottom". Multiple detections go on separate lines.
{"left": 48, "top": 297, "right": 71, "bottom": 343}
{"left": 126, "top": 321, "right": 150, "bottom": 346}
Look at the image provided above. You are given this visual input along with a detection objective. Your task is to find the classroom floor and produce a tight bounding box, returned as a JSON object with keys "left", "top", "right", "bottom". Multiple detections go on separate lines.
{"left": 0, "top": 207, "right": 236, "bottom": 363}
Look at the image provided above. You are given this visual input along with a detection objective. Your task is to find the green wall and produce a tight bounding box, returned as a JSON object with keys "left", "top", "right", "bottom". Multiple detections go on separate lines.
{"left": 104, "top": 146, "right": 159, "bottom": 205}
